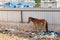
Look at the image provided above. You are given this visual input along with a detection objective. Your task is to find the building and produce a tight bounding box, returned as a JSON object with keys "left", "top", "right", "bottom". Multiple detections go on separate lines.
{"left": 23, "top": 0, "right": 35, "bottom": 3}
{"left": 41, "top": 0, "right": 57, "bottom": 8}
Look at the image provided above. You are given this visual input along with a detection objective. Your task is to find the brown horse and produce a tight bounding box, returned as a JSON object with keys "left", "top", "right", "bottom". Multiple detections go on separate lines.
{"left": 28, "top": 17, "right": 48, "bottom": 32}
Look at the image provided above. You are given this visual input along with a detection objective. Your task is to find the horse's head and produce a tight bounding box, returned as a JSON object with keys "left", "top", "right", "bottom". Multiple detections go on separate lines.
{"left": 28, "top": 17, "right": 35, "bottom": 23}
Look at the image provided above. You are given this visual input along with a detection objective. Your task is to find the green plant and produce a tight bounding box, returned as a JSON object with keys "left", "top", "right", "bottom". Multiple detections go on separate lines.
{"left": 34, "top": 0, "right": 41, "bottom": 3}
{"left": 34, "top": 0, "right": 41, "bottom": 8}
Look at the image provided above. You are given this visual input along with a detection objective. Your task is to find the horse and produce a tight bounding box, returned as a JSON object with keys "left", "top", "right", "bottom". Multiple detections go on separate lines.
{"left": 28, "top": 17, "right": 48, "bottom": 32}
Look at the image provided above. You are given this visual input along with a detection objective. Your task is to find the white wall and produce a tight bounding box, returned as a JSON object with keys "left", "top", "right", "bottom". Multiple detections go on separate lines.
{"left": 0, "top": 9, "right": 60, "bottom": 25}
{"left": 0, "top": 11, "right": 21, "bottom": 23}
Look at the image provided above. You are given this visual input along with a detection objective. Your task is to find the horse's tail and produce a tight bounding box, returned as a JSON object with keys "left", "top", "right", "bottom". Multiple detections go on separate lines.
{"left": 46, "top": 22, "right": 48, "bottom": 32}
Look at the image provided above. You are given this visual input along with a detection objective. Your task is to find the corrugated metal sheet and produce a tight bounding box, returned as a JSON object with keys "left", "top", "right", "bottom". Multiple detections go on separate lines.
{"left": 0, "top": 11, "right": 21, "bottom": 23}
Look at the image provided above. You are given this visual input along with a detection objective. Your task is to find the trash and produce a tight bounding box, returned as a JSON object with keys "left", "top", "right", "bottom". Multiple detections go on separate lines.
{"left": 33, "top": 30, "right": 59, "bottom": 40}
{"left": 4, "top": 2, "right": 35, "bottom": 8}
{"left": 0, "top": 27, "right": 59, "bottom": 40}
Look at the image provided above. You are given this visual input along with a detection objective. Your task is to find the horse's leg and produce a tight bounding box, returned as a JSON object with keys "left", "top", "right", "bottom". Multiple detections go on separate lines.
{"left": 34, "top": 22, "right": 38, "bottom": 32}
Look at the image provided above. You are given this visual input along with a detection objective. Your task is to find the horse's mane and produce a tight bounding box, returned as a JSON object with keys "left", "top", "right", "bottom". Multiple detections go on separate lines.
{"left": 28, "top": 17, "right": 46, "bottom": 22}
